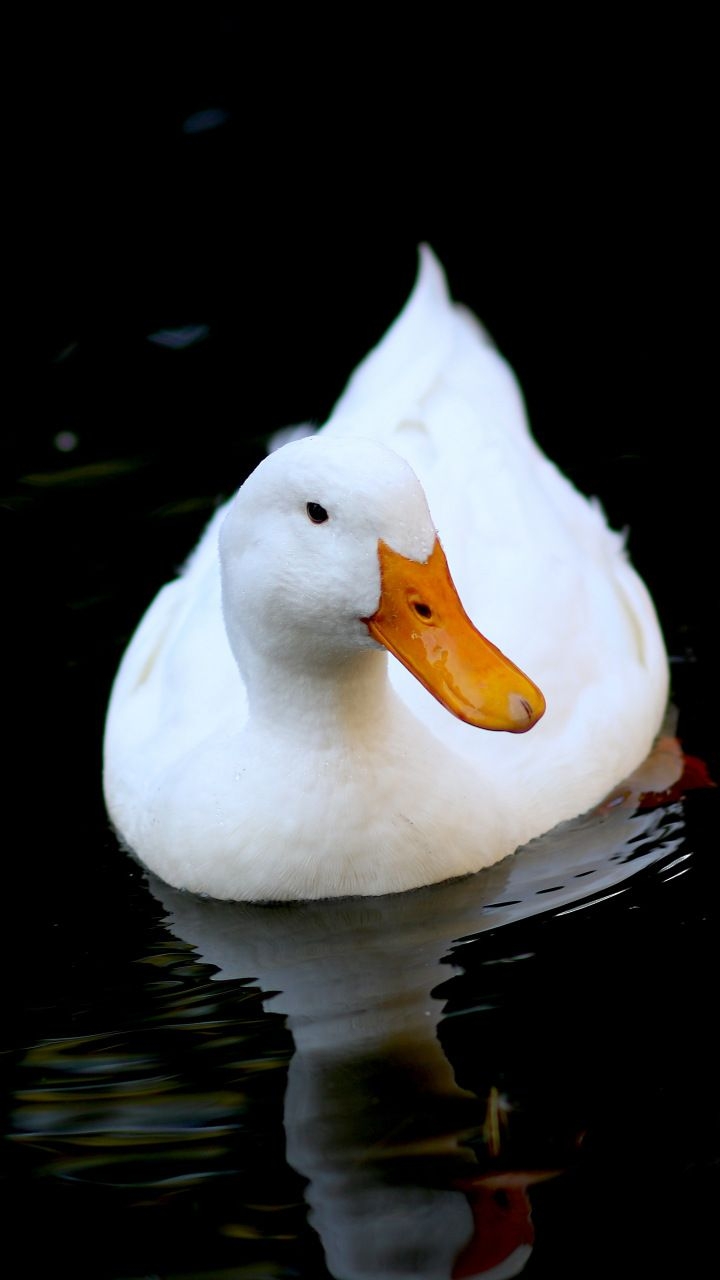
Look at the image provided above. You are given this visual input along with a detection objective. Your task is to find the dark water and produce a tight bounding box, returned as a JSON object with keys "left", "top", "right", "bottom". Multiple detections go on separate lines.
{"left": 3, "top": 693, "right": 719, "bottom": 1279}
{"left": 7, "top": 45, "right": 718, "bottom": 1280}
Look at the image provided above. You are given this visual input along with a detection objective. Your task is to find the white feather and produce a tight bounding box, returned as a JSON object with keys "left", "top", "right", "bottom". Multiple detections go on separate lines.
{"left": 103, "top": 246, "right": 669, "bottom": 900}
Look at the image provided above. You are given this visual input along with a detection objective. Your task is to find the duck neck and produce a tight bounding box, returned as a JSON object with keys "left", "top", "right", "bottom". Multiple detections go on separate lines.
{"left": 242, "top": 646, "right": 395, "bottom": 746}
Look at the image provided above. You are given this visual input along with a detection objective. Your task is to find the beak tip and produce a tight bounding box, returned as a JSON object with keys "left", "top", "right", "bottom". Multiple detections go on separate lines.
{"left": 508, "top": 691, "right": 546, "bottom": 732}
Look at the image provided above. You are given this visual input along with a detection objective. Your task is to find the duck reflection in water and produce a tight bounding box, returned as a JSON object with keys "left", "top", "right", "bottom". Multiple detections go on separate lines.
{"left": 10, "top": 715, "right": 708, "bottom": 1278}
{"left": 146, "top": 714, "right": 694, "bottom": 1280}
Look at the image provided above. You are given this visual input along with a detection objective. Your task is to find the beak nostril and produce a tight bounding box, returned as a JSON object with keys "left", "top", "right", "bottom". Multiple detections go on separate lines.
{"left": 413, "top": 602, "right": 432, "bottom": 620}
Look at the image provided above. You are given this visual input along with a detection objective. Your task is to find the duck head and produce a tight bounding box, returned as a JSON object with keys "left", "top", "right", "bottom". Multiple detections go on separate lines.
{"left": 219, "top": 435, "right": 545, "bottom": 733}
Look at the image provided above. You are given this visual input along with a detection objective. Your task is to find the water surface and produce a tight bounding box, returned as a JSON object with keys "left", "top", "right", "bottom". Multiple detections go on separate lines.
{"left": 5, "top": 662, "right": 718, "bottom": 1278}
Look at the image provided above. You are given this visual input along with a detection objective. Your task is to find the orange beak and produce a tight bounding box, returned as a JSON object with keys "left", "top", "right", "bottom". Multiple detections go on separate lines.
{"left": 364, "top": 538, "right": 545, "bottom": 733}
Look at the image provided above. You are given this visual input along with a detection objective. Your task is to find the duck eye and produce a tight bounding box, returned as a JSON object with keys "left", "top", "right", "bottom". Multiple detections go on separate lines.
{"left": 306, "top": 502, "right": 329, "bottom": 524}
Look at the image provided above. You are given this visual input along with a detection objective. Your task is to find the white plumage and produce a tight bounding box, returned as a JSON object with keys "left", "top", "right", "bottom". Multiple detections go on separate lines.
{"left": 103, "top": 246, "right": 669, "bottom": 899}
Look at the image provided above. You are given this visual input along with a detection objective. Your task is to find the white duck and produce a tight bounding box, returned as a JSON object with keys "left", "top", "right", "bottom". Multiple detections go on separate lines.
{"left": 103, "top": 246, "right": 669, "bottom": 901}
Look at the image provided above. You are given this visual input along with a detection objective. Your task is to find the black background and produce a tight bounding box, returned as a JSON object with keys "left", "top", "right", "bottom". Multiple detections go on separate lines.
{"left": 25, "top": 18, "right": 714, "bottom": 635}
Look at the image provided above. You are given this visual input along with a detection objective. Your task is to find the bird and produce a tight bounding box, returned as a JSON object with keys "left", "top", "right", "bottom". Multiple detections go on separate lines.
{"left": 103, "top": 245, "right": 669, "bottom": 901}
